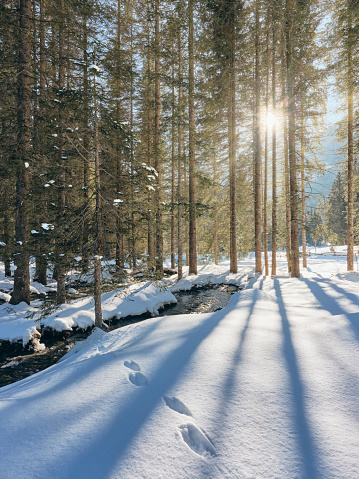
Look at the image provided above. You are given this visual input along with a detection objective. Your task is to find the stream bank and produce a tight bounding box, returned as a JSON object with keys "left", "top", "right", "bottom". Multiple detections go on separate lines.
{"left": 0, "top": 284, "right": 242, "bottom": 388}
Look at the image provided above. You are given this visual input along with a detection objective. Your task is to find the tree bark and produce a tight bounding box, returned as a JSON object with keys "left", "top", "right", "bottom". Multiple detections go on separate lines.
{"left": 271, "top": 8, "right": 277, "bottom": 276}
{"left": 146, "top": 3, "right": 155, "bottom": 271}
{"left": 188, "top": 0, "right": 197, "bottom": 275}
{"left": 213, "top": 155, "right": 219, "bottom": 266}
{"left": 171, "top": 43, "right": 176, "bottom": 270}
{"left": 11, "top": 0, "right": 31, "bottom": 305}
{"left": 93, "top": 69, "right": 103, "bottom": 329}
{"left": 35, "top": 255, "right": 47, "bottom": 285}
{"left": 300, "top": 98, "right": 307, "bottom": 268}
{"left": 3, "top": 209, "right": 12, "bottom": 277}
{"left": 154, "top": 0, "right": 163, "bottom": 276}
{"left": 254, "top": 0, "right": 262, "bottom": 275}
{"left": 286, "top": 0, "right": 300, "bottom": 278}
{"left": 82, "top": 15, "right": 91, "bottom": 271}
{"left": 263, "top": 27, "right": 269, "bottom": 277}
{"left": 56, "top": 0, "right": 67, "bottom": 305}
{"left": 347, "top": 19, "right": 354, "bottom": 271}
{"left": 177, "top": 28, "right": 183, "bottom": 280}
{"left": 130, "top": 9, "right": 136, "bottom": 270}
{"left": 229, "top": 11, "right": 237, "bottom": 274}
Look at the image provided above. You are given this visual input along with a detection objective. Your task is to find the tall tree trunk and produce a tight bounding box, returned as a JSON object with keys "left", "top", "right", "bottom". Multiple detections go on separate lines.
{"left": 188, "top": 0, "right": 197, "bottom": 275}
{"left": 82, "top": 15, "right": 90, "bottom": 271}
{"left": 177, "top": 28, "right": 183, "bottom": 280}
{"left": 35, "top": 0, "right": 48, "bottom": 285}
{"left": 93, "top": 69, "right": 103, "bottom": 328}
{"left": 146, "top": 3, "right": 155, "bottom": 271}
{"left": 56, "top": 0, "right": 67, "bottom": 304}
{"left": 347, "top": 20, "right": 354, "bottom": 271}
{"left": 11, "top": 0, "right": 31, "bottom": 305}
{"left": 229, "top": 12, "right": 237, "bottom": 273}
{"left": 286, "top": 0, "right": 300, "bottom": 278}
{"left": 130, "top": 9, "right": 136, "bottom": 270}
{"left": 271, "top": 8, "right": 277, "bottom": 276}
{"left": 300, "top": 98, "right": 307, "bottom": 268}
{"left": 212, "top": 155, "right": 219, "bottom": 265}
{"left": 282, "top": 41, "right": 291, "bottom": 272}
{"left": 254, "top": 0, "right": 262, "bottom": 275}
{"left": 263, "top": 27, "right": 269, "bottom": 277}
{"left": 39, "top": 0, "right": 45, "bottom": 97}
{"left": 116, "top": 0, "right": 124, "bottom": 270}
{"left": 154, "top": 0, "right": 163, "bottom": 276}
{"left": 171, "top": 44, "right": 176, "bottom": 270}
{"left": 184, "top": 160, "right": 189, "bottom": 266}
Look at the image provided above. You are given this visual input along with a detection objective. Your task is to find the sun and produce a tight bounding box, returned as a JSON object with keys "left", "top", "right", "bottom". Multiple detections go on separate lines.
{"left": 266, "top": 113, "right": 276, "bottom": 129}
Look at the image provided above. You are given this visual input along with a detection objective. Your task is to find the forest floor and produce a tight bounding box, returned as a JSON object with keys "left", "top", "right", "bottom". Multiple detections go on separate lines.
{"left": 0, "top": 249, "right": 358, "bottom": 478}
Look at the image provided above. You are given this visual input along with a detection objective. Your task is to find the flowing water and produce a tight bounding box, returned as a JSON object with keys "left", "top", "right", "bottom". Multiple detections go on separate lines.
{"left": 0, "top": 284, "right": 241, "bottom": 388}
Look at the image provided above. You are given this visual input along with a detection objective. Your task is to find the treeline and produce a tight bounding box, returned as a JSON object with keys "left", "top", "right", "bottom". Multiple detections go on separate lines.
{"left": 0, "top": 0, "right": 358, "bottom": 313}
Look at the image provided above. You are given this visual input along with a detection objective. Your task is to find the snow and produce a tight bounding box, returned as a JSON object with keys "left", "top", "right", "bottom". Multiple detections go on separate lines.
{"left": 89, "top": 64, "right": 101, "bottom": 72}
{"left": 0, "top": 281, "right": 176, "bottom": 345}
{"left": 0, "top": 291, "right": 11, "bottom": 302}
{"left": 0, "top": 251, "right": 358, "bottom": 478}
{"left": 41, "top": 222, "right": 54, "bottom": 230}
{"left": 169, "top": 263, "right": 253, "bottom": 292}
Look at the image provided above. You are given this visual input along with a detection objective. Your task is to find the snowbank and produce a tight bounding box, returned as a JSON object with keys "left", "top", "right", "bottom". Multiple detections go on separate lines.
{"left": 0, "top": 281, "right": 176, "bottom": 346}
{"left": 169, "top": 264, "right": 253, "bottom": 292}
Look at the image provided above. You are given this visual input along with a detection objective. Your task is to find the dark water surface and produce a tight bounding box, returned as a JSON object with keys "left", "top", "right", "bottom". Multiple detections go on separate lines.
{"left": 0, "top": 284, "right": 240, "bottom": 388}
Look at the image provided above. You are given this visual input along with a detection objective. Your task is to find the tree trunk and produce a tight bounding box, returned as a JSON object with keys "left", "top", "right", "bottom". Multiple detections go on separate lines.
{"left": 146, "top": 4, "right": 155, "bottom": 272}
{"left": 130, "top": 8, "right": 136, "bottom": 270}
{"left": 263, "top": 27, "right": 269, "bottom": 277}
{"left": 3, "top": 208, "right": 12, "bottom": 277}
{"left": 229, "top": 14, "right": 237, "bottom": 274}
{"left": 154, "top": 0, "right": 163, "bottom": 276}
{"left": 282, "top": 40, "right": 291, "bottom": 272}
{"left": 55, "top": 0, "right": 67, "bottom": 305}
{"left": 347, "top": 21, "right": 354, "bottom": 271}
{"left": 271, "top": 9, "right": 277, "bottom": 276}
{"left": 213, "top": 155, "right": 219, "bottom": 266}
{"left": 171, "top": 44, "right": 176, "bottom": 270}
{"left": 286, "top": 0, "right": 300, "bottom": 278}
{"left": 188, "top": 0, "right": 197, "bottom": 275}
{"left": 11, "top": 0, "right": 31, "bottom": 305}
{"left": 82, "top": 15, "right": 90, "bottom": 271}
{"left": 115, "top": 0, "right": 124, "bottom": 271}
{"left": 93, "top": 69, "right": 103, "bottom": 329}
{"left": 300, "top": 99, "right": 307, "bottom": 268}
{"left": 254, "top": 0, "right": 262, "bottom": 275}
{"left": 177, "top": 28, "right": 183, "bottom": 280}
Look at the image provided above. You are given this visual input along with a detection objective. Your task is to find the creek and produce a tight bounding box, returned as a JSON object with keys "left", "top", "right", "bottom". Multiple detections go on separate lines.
{"left": 0, "top": 284, "right": 241, "bottom": 388}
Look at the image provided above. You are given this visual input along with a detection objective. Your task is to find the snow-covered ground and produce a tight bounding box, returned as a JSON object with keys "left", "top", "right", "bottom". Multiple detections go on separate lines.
{"left": 0, "top": 250, "right": 358, "bottom": 478}
{"left": 0, "top": 260, "right": 254, "bottom": 347}
{"left": 0, "top": 281, "right": 176, "bottom": 347}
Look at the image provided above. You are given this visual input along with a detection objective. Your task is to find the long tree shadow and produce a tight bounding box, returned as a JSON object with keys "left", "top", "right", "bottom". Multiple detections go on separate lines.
{"left": 203, "top": 279, "right": 264, "bottom": 478}
{"left": 61, "top": 297, "right": 244, "bottom": 478}
{"left": 274, "top": 279, "right": 319, "bottom": 479}
{"left": 302, "top": 278, "right": 359, "bottom": 341}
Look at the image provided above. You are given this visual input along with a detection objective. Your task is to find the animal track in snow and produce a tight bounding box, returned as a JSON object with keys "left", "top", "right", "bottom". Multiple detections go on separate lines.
{"left": 163, "top": 396, "right": 192, "bottom": 416}
{"left": 179, "top": 423, "right": 216, "bottom": 457}
{"left": 128, "top": 371, "right": 147, "bottom": 386}
{"left": 124, "top": 360, "right": 141, "bottom": 372}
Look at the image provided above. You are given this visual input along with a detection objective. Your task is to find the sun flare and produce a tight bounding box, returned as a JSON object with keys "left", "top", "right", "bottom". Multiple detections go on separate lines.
{"left": 266, "top": 113, "right": 276, "bottom": 128}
